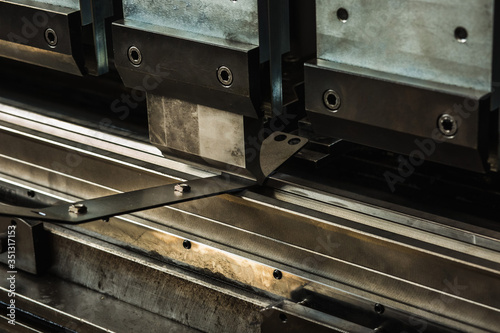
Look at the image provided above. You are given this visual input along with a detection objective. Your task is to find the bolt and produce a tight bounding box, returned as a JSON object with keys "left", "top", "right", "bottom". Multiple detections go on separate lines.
{"left": 69, "top": 203, "right": 87, "bottom": 214}
{"left": 437, "top": 114, "right": 458, "bottom": 137}
{"left": 323, "top": 89, "right": 341, "bottom": 111}
{"left": 374, "top": 303, "right": 385, "bottom": 314}
{"left": 297, "top": 299, "right": 309, "bottom": 306}
{"left": 128, "top": 46, "right": 142, "bottom": 66}
{"left": 183, "top": 240, "right": 192, "bottom": 249}
{"left": 273, "top": 269, "right": 283, "bottom": 280}
{"left": 217, "top": 66, "right": 233, "bottom": 86}
{"left": 44, "top": 28, "right": 58, "bottom": 47}
{"left": 174, "top": 183, "right": 191, "bottom": 194}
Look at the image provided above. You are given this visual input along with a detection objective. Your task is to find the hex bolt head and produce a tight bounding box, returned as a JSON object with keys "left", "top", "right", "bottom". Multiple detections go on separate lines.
{"left": 437, "top": 114, "right": 458, "bottom": 137}
{"left": 68, "top": 203, "right": 87, "bottom": 214}
{"left": 174, "top": 183, "right": 191, "bottom": 194}
{"left": 273, "top": 269, "right": 283, "bottom": 280}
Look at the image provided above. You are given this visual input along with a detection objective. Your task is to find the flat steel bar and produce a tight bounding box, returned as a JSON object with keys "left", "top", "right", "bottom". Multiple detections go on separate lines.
{"left": 0, "top": 175, "right": 254, "bottom": 224}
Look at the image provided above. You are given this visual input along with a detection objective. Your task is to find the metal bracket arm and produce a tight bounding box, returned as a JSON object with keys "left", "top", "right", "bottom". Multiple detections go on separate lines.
{"left": 0, "top": 132, "right": 307, "bottom": 224}
{"left": 0, "top": 175, "right": 253, "bottom": 224}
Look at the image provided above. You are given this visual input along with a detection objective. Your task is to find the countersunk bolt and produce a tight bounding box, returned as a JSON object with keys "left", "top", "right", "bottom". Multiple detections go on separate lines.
{"left": 174, "top": 183, "right": 191, "bottom": 194}
{"left": 69, "top": 203, "right": 87, "bottom": 214}
{"left": 217, "top": 66, "right": 233, "bottom": 86}
{"left": 44, "top": 28, "right": 58, "bottom": 47}
{"left": 323, "top": 89, "right": 341, "bottom": 111}
{"left": 128, "top": 46, "right": 142, "bottom": 66}
{"left": 437, "top": 114, "right": 458, "bottom": 137}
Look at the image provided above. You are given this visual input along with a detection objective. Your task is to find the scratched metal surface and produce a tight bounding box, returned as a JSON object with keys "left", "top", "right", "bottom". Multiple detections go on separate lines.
{"left": 316, "top": 0, "right": 495, "bottom": 91}
{"left": 123, "top": 0, "right": 259, "bottom": 45}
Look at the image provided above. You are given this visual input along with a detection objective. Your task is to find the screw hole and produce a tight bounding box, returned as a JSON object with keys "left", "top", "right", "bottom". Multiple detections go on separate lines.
{"left": 183, "top": 240, "right": 192, "bottom": 250}
{"left": 455, "top": 27, "right": 468, "bottom": 43}
{"left": 274, "top": 134, "right": 287, "bottom": 142}
{"left": 44, "top": 28, "right": 58, "bottom": 47}
{"left": 220, "top": 70, "right": 229, "bottom": 81}
{"left": 323, "top": 89, "right": 341, "bottom": 111}
{"left": 288, "top": 138, "right": 301, "bottom": 146}
{"left": 337, "top": 8, "right": 349, "bottom": 23}
{"left": 273, "top": 269, "right": 283, "bottom": 280}
{"left": 128, "top": 46, "right": 142, "bottom": 66}
{"left": 374, "top": 303, "right": 385, "bottom": 314}
{"left": 217, "top": 66, "right": 233, "bottom": 86}
{"left": 279, "top": 313, "right": 288, "bottom": 323}
{"left": 327, "top": 94, "right": 337, "bottom": 106}
{"left": 27, "top": 190, "right": 35, "bottom": 198}
{"left": 442, "top": 119, "right": 453, "bottom": 131}
{"left": 437, "top": 114, "right": 458, "bottom": 137}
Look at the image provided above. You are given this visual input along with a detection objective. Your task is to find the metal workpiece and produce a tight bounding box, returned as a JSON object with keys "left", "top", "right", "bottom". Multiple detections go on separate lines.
{"left": 305, "top": 59, "right": 491, "bottom": 172}
{"left": 0, "top": 0, "right": 114, "bottom": 75}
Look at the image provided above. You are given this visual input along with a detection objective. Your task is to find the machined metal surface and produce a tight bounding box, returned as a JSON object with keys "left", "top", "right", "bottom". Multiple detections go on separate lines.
{"left": 308, "top": 0, "right": 499, "bottom": 172}
{"left": 0, "top": 175, "right": 253, "bottom": 224}
{"left": 122, "top": 0, "right": 260, "bottom": 46}
{"left": 261, "top": 301, "right": 375, "bottom": 333}
{"left": 113, "top": 19, "right": 262, "bottom": 118}
{"left": 0, "top": 1, "right": 499, "bottom": 331}
{"left": 0, "top": 0, "right": 114, "bottom": 75}
{"left": 0, "top": 217, "right": 49, "bottom": 274}
{"left": 305, "top": 59, "right": 490, "bottom": 172}
{"left": 0, "top": 102, "right": 498, "bottom": 332}
{"left": 0, "top": 0, "right": 84, "bottom": 75}
{"left": 315, "top": 0, "right": 497, "bottom": 93}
